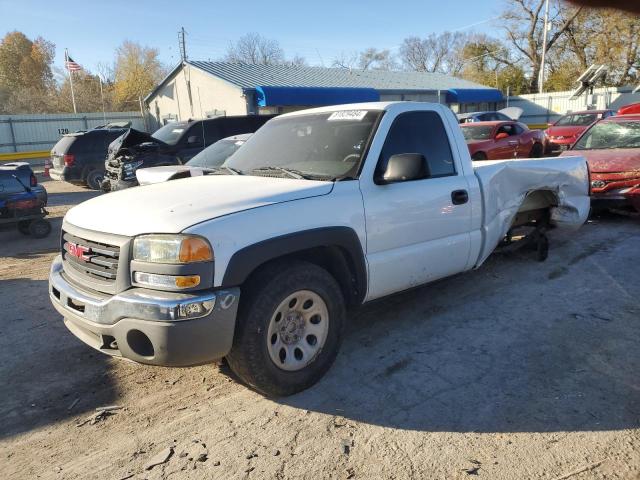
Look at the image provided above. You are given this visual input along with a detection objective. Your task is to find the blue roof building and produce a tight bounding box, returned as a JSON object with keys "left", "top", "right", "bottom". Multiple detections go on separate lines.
{"left": 145, "top": 61, "right": 502, "bottom": 124}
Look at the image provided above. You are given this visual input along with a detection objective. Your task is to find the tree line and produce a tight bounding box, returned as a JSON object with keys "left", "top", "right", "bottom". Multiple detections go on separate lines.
{"left": 1, "top": 0, "right": 637, "bottom": 114}
{"left": 223, "top": 1, "right": 638, "bottom": 96}
{"left": 0, "top": 32, "right": 166, "bottom": 114}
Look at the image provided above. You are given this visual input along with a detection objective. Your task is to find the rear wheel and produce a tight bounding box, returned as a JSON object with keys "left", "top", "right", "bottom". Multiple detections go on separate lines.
{"left": 530, "top": 143, "right": 544, "bottom": 158}
{"left": 28, "top": 219, "right": 51, "bottom": 238}
{"left": 86, "top": 170, "right": 105, "bottom": 190}
{"left": 472, "top": 152, "right": 487, "bottom": 161}
{"left": 226, "top": 261, "right": 346, "bottom": 397}
{"left": 17, "top": 220, "right": 31, "bottom": 235}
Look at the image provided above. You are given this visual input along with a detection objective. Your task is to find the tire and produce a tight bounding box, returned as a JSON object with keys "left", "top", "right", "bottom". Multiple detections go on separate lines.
{"left": 86, "top": 170, "right": 105, "bottom": 190}
{"left": 28, "top": 219, "right": 52, "bottom": 238}
{"left": 226, "top": 260, "right": 346, "bottom": 397}
{"left": 17, "top": 220, "right": 31, "bottom": 235}
{"left": 537, "top": 234, "right": 549, "bottom": 262}
{"left": 472, "top": 152, "right": 487, "bottom": 161}
{"left": 530, "top": 143, "right": 544, "bottom": 158}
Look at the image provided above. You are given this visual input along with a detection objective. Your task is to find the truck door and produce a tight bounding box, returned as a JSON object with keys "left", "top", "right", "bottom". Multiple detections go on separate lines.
{"left": 360, "top": 110, "right": 473, "bottom": 300}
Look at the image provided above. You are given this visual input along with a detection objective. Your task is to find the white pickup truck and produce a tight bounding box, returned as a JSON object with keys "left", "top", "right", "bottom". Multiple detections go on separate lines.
{"left": 49, "top": 102, "right": 590, "bottom": 396}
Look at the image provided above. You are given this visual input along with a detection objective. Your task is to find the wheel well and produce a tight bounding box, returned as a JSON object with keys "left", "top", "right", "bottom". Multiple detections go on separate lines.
{"left": 513, "top": 189, "right": 558, "bottom": 227}
{"left": 242, "top": 246, "right": 364, "bottom": 307}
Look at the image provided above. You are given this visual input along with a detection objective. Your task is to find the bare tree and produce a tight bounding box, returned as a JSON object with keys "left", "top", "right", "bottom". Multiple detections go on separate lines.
{"left": 224, "top": 33, "right": 285, "bottom": 65}
{"left": 357, "top": 48, "right": 397, "bottom": 71}
{"left": 500, "top": 0, "right": 583, "bottom": 92}
{"left": 331, "top": 51, "right": 359, "bottom": 69}
{"left": 400, "top": 32, "right": 468, "bottom": 74}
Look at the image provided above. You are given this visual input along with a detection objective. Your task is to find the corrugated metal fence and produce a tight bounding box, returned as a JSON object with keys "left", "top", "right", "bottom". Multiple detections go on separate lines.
{"left": 508, "top": 86, "right": 639, "bottom": 125}
{"left": 0, "top": 111, "right": 149, "bottom": 154}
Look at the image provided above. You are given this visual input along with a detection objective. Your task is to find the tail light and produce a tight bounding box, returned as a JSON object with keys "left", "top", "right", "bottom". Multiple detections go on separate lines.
{"left": 30, "top": 174, "right": 37, "bottom": 187}
{"left": 63, "top": 154, "right": 75, "bottom": 166}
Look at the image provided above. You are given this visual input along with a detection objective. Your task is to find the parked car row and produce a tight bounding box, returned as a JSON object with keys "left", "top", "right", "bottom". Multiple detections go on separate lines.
{"left": 47, "top": 103, "right": 640, "bottom": 216}
{"left": 47, "top": 115, "right": 274, "bottom": 191}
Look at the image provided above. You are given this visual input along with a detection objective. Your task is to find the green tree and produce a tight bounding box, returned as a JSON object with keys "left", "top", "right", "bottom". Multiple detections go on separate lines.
{"left": 0, "top": 31, "right": 56, "bottom": 113}
{"left": 56, "top": 70, "right": 113, "bottom": 113}
{"left": 113, "top": 40, "right": 165, "bottom": 111}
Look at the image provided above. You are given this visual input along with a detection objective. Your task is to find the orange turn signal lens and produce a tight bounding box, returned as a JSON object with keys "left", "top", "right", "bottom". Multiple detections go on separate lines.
{"left": 175, "top": 275, "right": 201, "bottom": 289}
{"left": 179, "top": 237, "right": 213, "bottom": 263}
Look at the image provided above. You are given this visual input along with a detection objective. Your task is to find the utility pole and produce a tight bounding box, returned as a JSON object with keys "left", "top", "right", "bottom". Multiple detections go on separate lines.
{"left": 539, "top": 0, "right": 550, "bottom": 94}
{"left": 178, "top": 27, "right": 187, "bottom": 62}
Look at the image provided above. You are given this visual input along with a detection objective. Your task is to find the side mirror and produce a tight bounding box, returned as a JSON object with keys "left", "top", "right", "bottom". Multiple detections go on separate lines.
{"left": 495, "top": 132, "right": 509, "bottom": 140}
{"left": 376, "top": 153, "right": 430, "bottom": 185}
{"left": 187, "top": 135, "right": 199, "bottom": 144}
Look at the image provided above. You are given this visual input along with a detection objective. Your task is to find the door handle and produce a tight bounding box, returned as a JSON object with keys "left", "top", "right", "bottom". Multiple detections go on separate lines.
{"left": 508, "top": 141, "right": 518, "bottom": 145}
{"left": 451, "top": 189, "right": 469, "bottom": 205}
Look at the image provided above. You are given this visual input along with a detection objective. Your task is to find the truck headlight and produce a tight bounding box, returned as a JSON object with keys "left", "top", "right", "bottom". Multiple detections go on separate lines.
{"left": 133, "top": 234, "right": 213, "bottom": 264}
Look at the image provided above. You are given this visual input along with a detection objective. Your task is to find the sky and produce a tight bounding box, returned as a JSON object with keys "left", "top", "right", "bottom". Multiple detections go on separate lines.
{"left": 1, "top": 0, "right": 505, "bottom": 74}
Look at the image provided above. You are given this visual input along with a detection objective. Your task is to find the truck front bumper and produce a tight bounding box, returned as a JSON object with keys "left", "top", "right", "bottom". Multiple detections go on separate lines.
{"left": 49, "top": 255, "right": 240, "bottom": 367}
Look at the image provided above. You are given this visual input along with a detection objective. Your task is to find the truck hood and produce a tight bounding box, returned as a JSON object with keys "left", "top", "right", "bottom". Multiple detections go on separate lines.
{"left": 107, "top": 128, "right": 169, "bottom": 159}
{"left": 136, "top": 165, "right": 207, "bottom": 185}
{"left": 65, "top": 175, "right": 334, "bottom": 236}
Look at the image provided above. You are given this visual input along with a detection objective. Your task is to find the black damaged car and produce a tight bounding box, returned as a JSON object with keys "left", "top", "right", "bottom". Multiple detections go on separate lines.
{"left": 102, "top": 115, "right": 275, "bottom": 191}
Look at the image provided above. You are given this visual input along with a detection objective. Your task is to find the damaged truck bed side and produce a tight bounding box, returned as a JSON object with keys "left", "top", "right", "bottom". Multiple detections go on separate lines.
{"left": 50, "top": 102, "right": 590, "bottom": 397}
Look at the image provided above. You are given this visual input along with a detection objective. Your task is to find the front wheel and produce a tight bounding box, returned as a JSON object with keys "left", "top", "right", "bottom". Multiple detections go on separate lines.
{"left": 472, "top": 152, "right": 487, "bottom": 161}
{"left": 226, "top": 261, "right": 346, "bottom": 396}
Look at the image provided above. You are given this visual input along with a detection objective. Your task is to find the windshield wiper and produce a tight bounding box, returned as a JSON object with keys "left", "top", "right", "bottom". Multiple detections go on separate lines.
{"left": 250, "top": 166, "right": 307, "bottom": 179}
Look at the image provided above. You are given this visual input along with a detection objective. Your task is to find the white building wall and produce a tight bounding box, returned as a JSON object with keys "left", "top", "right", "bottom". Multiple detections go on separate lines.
{"left": 148, "top": 65, "right": 248, "bottom": 124}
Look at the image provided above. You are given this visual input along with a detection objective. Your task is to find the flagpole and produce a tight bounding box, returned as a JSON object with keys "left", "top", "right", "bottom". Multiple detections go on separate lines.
{"left": 66, "top": 48, "right": 78, "bottom": 114}
{"left": 98, "top": 76, "right": 106, "bottom": 123}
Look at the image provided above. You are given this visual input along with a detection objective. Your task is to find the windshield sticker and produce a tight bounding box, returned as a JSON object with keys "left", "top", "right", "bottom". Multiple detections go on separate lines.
{"left": 171, "top": 128, "right": 185, "bottom": 134}
{"left": 328, "top": 110, "right": 368, "bottom": 122}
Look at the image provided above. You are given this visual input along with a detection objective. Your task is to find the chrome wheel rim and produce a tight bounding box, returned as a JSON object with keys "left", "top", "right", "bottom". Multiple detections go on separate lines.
{"left": 266, "top": 290, "right": 329, "bottom": 371}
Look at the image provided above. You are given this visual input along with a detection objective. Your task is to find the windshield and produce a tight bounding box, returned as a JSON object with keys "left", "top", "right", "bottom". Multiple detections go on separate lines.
{"left": 555, "top": 113, "right": 598, "bottom": 127}
{"left": 187, "top": 139, "right": 246, "bottom": 168}
{"left": 225, "top": 110, "right": 382, "bottom": 179}
{"left": 461, "top": 125, "right": 494, "bottom": 141}
{"left": 573, "top": 121, "right": 640, "bottom": 150}
{"left": 151, "top": 123, "right": 188, "bottom": 145}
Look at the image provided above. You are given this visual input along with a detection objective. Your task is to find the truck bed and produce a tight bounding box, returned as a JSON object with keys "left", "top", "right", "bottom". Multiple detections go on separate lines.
{"left": 473, "top": 155, "right": 591, "bottom": 266}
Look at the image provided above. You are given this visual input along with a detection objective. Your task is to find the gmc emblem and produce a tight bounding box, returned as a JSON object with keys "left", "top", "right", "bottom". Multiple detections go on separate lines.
{"left": 67, "top": 242, "right": 91, "bottom": 261}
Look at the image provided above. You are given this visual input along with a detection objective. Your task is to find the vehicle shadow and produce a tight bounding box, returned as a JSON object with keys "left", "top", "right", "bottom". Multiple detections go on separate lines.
{"left": 46, "top": 189, "right": 101, "bottom": 207}
{"left": 0, "top": 217, "right": 62, "bottom": 257}
{"left": 280, "top": 227, "right": 640, "bottom": 433}
{"left": 0, "top": 278, "right": 119, "bottom": 439}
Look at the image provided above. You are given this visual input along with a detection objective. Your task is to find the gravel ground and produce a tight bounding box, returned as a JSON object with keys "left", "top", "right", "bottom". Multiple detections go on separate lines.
{"left": 1, "top": 177, "right": 639, "bottom": 480}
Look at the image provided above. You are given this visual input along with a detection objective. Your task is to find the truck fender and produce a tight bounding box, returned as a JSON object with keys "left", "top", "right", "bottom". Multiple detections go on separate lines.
{"left": 221, "top": 227, "right": 367, "bottom": 304}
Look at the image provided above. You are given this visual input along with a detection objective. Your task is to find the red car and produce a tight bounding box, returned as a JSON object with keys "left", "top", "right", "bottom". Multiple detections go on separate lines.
{"left": 560, "top": 114, "right": 640, "bottom": 212}
{"left": 545, "top": 109, "right": 615, "bottom": 154}
{"left": 618, "top": 102, "right": 640, "bottom": 115}
{"left": 461, "top": 121, "right": 546, "bottom": 160}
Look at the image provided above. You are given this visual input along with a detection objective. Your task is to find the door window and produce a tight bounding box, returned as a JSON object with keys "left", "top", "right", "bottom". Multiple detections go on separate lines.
{"left": 185, "top": 122, "right": 205, "bottom": 148}
{"left": 377, "top": 111, "right": 456, "bottom": 178}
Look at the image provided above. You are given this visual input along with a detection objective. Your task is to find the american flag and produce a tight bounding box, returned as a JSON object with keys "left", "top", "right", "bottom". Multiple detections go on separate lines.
{"left": 64, "top": 51, "right": 82, "bottom": 72}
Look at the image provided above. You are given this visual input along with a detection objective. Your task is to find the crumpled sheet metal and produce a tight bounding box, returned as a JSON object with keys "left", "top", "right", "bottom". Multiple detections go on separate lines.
{"left": 474, "top": 156, "right": 591, "bottom": 266}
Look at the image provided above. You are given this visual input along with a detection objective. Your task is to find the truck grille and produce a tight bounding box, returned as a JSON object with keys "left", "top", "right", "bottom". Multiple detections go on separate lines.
{"left": 61, "top": 231, "right": 120, "bottom": 284}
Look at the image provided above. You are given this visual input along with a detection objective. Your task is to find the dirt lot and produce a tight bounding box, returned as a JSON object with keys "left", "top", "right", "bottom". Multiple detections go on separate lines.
{"left": 1, "top": 176, "right": 640, "bottom": 480}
